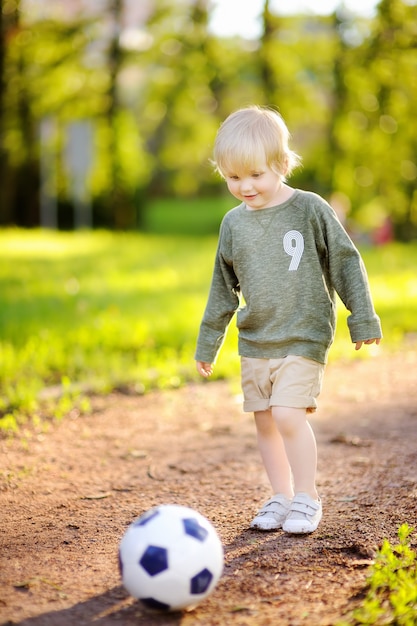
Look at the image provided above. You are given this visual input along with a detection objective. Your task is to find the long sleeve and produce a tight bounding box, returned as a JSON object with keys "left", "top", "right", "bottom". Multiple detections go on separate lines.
{"left": 195, "top": 221, "right": 241, "bottom": 363}
{"left": 314, "top": 203, "right": 382, "bottom": 343}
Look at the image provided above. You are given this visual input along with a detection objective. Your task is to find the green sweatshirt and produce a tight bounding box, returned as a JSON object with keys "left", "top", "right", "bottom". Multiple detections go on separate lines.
{"left": 195, "top": 189, "right": 382, "bottom": 365}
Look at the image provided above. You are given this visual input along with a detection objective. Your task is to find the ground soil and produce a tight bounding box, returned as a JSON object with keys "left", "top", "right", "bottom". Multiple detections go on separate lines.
{"left": 1, "top": 348, "right": 417, "bottom": 626}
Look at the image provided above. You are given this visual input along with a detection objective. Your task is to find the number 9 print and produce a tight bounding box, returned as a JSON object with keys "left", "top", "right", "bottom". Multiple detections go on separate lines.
{"left": 283, "top": 230, "right": 304, "bottom": 271}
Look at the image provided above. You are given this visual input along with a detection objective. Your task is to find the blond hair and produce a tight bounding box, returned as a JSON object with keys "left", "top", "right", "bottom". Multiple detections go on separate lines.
{"left": 213, "top": 106, "right": 301, "bottom": 181}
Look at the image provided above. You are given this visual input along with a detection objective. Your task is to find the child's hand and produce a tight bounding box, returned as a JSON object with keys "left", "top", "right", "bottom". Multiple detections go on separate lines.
{"left": 355, "top": 338, "right": 381, "bottom": 351}
{"left": 196, "top": 361, "right": 213, "bottom": 377}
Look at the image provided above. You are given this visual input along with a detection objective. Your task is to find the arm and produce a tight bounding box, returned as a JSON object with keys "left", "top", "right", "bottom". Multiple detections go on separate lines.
{"left": 317, "top": 202, "right": 382, "bottom": 346}
{"left": 195, "top": 220, "right": 240, "bottom": 370}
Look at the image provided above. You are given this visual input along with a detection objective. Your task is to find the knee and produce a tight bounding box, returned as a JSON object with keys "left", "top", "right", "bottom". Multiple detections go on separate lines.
{"left": 272, "top": 406, "right": 306, "bottom": 437}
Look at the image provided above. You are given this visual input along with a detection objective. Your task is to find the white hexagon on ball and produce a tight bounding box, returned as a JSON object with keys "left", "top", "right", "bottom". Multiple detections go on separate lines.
{"left": 118, "top": 504, "right": 224, "bottom": 611}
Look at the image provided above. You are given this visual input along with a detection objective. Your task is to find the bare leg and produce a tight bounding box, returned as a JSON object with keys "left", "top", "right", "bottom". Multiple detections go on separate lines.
{"left": 254, "top": 409, "right": 294, "bottom": 499}
{"left": 271, "top": 406, "right": 318, "bottom": 500}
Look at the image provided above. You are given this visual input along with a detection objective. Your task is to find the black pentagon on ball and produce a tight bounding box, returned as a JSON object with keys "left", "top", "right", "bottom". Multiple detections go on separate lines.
{"left": 134, "top": 508, "right": 160, "bottom": 527}
{"left": 140, "top": 597, "right": 171, "bottom": 611}
{"left": 190, "top": 568, "right": 213, "bottom": 594}
{"left": 183, "top": 517, "right": 209, "bottom": 542}
{"left": 140, "top": 545, "right": 168, "bottom": 575}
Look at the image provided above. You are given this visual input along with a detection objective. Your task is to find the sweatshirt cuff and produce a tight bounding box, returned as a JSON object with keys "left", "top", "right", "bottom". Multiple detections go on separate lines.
{"left": 348, "top": 317, "right": 382, "bottom": 343}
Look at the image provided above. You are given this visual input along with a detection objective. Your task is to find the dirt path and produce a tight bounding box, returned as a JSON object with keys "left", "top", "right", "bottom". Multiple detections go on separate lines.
{"left": 1, "top": 349, "right": 417, "bottom": 626}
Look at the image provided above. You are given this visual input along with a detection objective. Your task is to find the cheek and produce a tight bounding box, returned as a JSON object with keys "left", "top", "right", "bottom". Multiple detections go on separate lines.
{"left": 227, "top": 180, "right": 239, "bottom": 195}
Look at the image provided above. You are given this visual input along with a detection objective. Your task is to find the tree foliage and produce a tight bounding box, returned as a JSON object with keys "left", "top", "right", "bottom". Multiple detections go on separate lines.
{"left": 0, "top": 0, "right": 416, "bottom": 239}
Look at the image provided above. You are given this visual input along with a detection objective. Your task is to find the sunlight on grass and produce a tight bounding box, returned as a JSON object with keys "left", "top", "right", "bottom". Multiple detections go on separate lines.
{"left": 0, "top": 229, "right": 415, "bottom": 432}
{"left": 0, "top": 229, "right": 219, "bottom": 430}
{"left": 1, "top": 228, "right": 108, "bottom": 257}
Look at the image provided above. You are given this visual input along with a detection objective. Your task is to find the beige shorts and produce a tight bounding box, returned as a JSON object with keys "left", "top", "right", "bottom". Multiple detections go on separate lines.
{"left": 241, "top": 355, "right": 325, "bottom": 413}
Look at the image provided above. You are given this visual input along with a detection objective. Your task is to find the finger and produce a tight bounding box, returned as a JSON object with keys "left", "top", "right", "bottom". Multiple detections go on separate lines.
{"left": 197, "top": 362, "right": 212, "bottom": 377}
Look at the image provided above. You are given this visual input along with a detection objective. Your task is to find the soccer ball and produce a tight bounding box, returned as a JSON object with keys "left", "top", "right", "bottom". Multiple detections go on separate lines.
{"left": 118, "top": 504, "right": 224, "bottom": 611}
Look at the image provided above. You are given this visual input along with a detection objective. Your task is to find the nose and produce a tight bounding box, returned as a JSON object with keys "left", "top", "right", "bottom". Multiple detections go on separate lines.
{"left": 240, "top": 177, "right": 253, "bottom": 193}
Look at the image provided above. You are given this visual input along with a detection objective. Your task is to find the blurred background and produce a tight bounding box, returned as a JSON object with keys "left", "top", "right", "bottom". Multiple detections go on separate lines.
{"left": 1, "top": 0, "right": 416, "bottom": 240}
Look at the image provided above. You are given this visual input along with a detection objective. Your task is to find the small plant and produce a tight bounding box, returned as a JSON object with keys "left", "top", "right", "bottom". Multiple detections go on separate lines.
{"left": 338, "top": 524, "right": 417, "bottom": 625}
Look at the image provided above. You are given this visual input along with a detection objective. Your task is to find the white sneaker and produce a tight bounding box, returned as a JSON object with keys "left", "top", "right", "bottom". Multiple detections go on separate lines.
{"left": 282, "top": 493, "right": 322, "bottom": 534}
{"left": 250, "top": 494, "right": 291, "bottom": 531}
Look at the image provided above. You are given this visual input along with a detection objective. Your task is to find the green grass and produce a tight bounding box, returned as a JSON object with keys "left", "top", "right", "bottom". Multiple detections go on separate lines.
{"left": 0, "top": 229, "right": 219, "bottom": 430}
{"left": 337, "top": 524, "right": 417, "bottom": 625}
{"left": 0, "top": 227, "right": 416, "bottom": 433}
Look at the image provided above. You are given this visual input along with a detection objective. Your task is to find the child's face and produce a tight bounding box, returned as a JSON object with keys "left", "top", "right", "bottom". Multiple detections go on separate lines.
{"left": 224, "top": 162, "right": 284, "bottom": 210}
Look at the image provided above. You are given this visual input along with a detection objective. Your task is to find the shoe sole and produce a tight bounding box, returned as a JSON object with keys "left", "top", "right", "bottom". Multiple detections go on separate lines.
{"left": 282, "top": 516, "right": 322, "bottom": 534}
